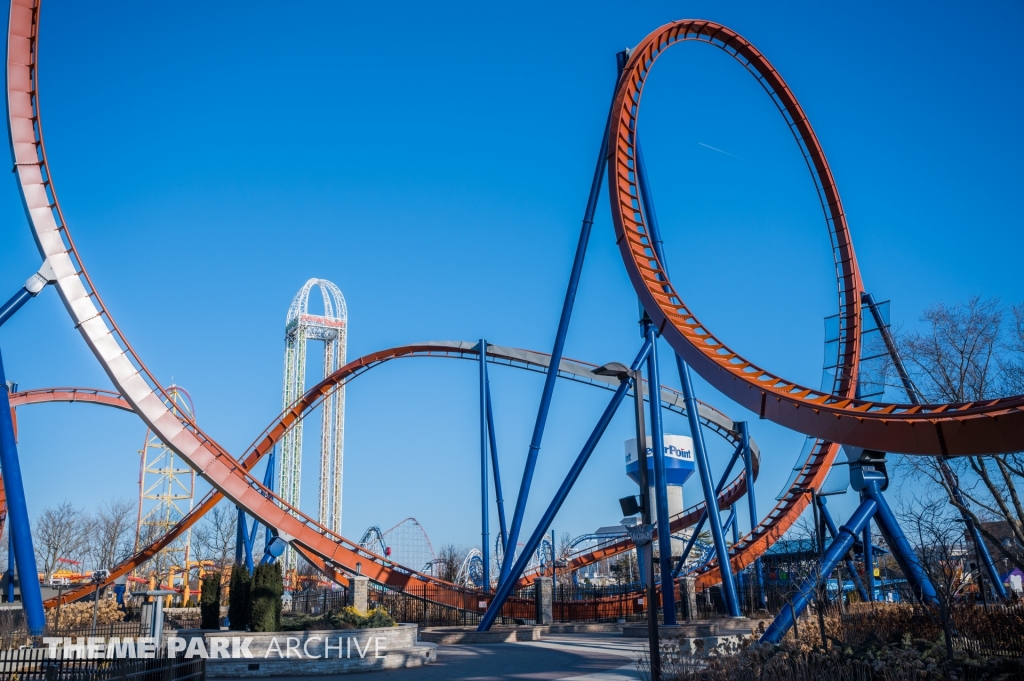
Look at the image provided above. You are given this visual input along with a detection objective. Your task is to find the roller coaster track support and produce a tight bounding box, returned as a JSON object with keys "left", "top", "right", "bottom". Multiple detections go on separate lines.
{"left": 817, "top": 496, "right": 869, "bottom": 602}
{"left": 0, "top": 272, "right": 52, "bottom": 635}
{"left": 863, "top": 292, "right": 1008, "bottom": 602}
{"left": 739, "top": 422, "right": 767, "bottom": 609}
{"left": 643, "top": 319, "right": 676, "bottom": 625}
{"left": 863, "top": 498, "right": 875, "bottom": 600}
{"left": 500, "top": 74, "right": 617, "bottom": 587}
{"left": 672, "top": 441, "right": 743, "bottom": 578}
{"left": 631, "top": 361, "right": 663, "bottom": 676}
{"left": 479, "top": 340, "right": 490, "bottom": 593}
{"left": 238, "top": 446, "right": 277, "bottom": 575}
{"left": 761, "top": 455, "right": 939, "bottom": 643}
{"left": 485, "top": 364, "right": 507, "bottom": 554}
{"left": 632, "top": 104, "right": 740, "bottom": 617}
{"left": 480, "top": 340, "right": 651, "bottom": 630}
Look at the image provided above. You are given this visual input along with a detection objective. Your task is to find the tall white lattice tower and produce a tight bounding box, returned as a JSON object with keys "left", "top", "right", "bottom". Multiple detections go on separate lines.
{"left": 135, "top": 386, "right": 196, "bottom": 577}
{"left": 280, "top": 279, "right": 348, "bottom": 570}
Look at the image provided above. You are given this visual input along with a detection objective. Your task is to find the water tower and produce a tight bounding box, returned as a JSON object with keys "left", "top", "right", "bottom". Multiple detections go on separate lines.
{"left": 625, "top": 434, "right": 695, "bottom": 556}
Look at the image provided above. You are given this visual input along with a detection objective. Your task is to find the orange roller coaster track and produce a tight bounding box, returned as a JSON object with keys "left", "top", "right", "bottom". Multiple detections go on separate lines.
{"left": 8, "top": 340, "right": 759, "bottom": 606}
{"left": 610, "top": 20, "right": 1024, "bottom": 458}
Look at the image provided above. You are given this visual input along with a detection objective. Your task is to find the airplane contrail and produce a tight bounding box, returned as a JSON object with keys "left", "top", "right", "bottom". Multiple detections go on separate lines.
{"left": 698, "top": 142, "right": 745, "bottom": 161}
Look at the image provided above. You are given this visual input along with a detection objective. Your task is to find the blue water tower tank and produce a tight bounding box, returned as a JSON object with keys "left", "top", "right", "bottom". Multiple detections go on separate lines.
{"left": 625, "top": 434, "right": 695, "bottom": 486}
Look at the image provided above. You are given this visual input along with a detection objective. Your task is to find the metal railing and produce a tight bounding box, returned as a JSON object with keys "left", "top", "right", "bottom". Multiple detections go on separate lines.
{"left": 0, "top": 649, "right": 205, "bottom": 680}
{"left": 288, "top": 588, "right": 349, "bottom": 615}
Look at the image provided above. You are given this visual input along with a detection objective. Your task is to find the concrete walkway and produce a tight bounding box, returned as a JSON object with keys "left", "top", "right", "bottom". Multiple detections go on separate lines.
{"left": 362, "top": 634, "right": 642, "bottom": 680}
{"left": 276, "top": 634, "right": 646, "bottom": 681}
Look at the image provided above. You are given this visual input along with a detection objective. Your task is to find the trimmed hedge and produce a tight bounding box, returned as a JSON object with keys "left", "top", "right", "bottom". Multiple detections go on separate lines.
{"left": 250, "top": 562, "right": 283, "bottom": 632}
{"left": 228, "top": 566, "right": 251, "bottom": 631}
{"left": 200, "top": 573, "right": 221, "bottom": 630}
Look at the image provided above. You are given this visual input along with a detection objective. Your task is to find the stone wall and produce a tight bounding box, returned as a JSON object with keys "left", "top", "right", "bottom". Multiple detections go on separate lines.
{"left": 178, "top": 624, "right": 434, "bottom": 677}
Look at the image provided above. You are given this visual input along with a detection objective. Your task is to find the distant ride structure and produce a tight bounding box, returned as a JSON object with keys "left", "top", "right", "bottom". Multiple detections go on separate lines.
{"left": 280, "top": 278, "right": 348, "bottom": 571}
{"left": 134, "top": 385, "right": 196, "bottom": 577}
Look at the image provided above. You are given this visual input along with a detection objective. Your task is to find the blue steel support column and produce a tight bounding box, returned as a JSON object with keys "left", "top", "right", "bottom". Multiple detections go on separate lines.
{"left": 0, "top": 289, "right": 32, "bottom": 328}
{"left": 499, "top": 86, "right": 617, "bottom": 587}
{"left": 0, "top": 280, "right": 49, "bottom": 636}
{"left": 643, "top": 323, "right": 676, "bottom": 625}
{"left": 671, "top": 443, "right": 743, "bottom": 577}
{"left": 730, "top": 504, "right": 742, "bottom": 599}
{"left": 863, "top": 523, "right": 874, "bottom": 601}
{"left": 0, "top": 350, "right": 45, "bottom": 635}
{"left": 635, "top": 137, "right": 741, "bottom": 616}
{"left": 479, "top": 339, "right": 651, "bottom": 630}
{"left": 264, "top": 446, "right": 277, "bottom": 548}
{"left": 485, "top": 379, "right": 508, "bottom": 553}
{"left": 760, "top": 496, "right": 879, "bottom": 643}
{"left": 235, "top": 508, "right": 246, "bottom": 566}
{"left": 479, "top": 340, "right": 491, "bottom": 593}
{"left": 818, "top": 496, "right": 869, "bottom": 602}
{"left": 867, "top": 488, "right": 939, "bottom": 606}
{"left": 245, "top": 446, "right": 276, "bottom": 565}
{"left": 678, "top": 359, "right": 742, "bottom": 617}
{"left": 738, "top": 422, "right": 766, "bottom": 609}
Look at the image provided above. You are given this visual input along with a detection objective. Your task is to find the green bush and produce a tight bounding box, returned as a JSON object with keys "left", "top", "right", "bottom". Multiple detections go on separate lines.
{"left": 227, "top": 566, "right": 251, "bottom": 631}
{"left": 329, "top": 606, "right": 395, "bottom": 630}
{"left": 250, "top": 563, "right": 283, "bottom": 632}
{"left": 279, "top": 606, "right": 396, "bottom": 632}
{"left": 362, "top": 607, "right": 396, "bottom": 629}
{"left": 200, "top": 573, "right": 221, "bottom": 630}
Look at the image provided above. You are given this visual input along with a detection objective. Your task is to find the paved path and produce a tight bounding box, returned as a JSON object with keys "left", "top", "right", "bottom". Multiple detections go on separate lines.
{"left": 338, "top": 634, "right": 644, "bottom": 681}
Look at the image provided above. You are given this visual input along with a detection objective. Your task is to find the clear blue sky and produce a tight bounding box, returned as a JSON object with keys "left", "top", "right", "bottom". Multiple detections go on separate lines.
{"left": 1, "top": 0, "right": 1022, "bottom": 557}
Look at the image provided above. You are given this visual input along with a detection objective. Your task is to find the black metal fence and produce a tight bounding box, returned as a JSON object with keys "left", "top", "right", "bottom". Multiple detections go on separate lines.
{"left": 289, "top": 588, "right": 349, "bottom": 616}
{"left": 0, "top": 649, "right": 205, "bottom": 681}
{"left": 552, "top": 584, "right": 649, "bottom": 624}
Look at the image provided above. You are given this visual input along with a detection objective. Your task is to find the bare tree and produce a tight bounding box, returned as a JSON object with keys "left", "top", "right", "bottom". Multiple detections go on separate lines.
{"left": 893, "top": 297, "right": 1024, "bottom": 573}
{"left": 192, "top": 502, "right": 237, "bottom": 569}
{"left": 34, "top": 501, "right": 89, "bottom": 579}
{"left": 899, "top": 495, "right": 969, "bottom": 661}
{"left": 84, "top": 498, "right": 135, "bottom": 572}
{"left": 435, "top": 544, "right": 467, "bottom": 583}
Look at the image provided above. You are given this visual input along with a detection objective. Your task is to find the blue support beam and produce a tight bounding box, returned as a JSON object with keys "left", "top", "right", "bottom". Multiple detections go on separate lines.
{"left": 818, "top": 496, "right": 869, "bottom": 602}
{"left": 0, "top": 279, "right": 49, "bottom": 635}
{"left": 643, "top": 322, "right": 676, "bottom": 625}
{"left": 0, "top": 289, "right": 32, "bottom": 328}
{"left": 761, "top": 496, "right": 879, "bottom": 643}
{"left": 867, "top": 487, "right": 939, "bottom": 606}
{"left": 0, "top": 349, "right": 45, "bottom": 635}
{"left": 678, "top": 359, "right": 742, "bottom": 617}
{"left": 671, "top": 442, "right": 743, "bottom": 577}
{"left": 499, "top": 84, "right": 617, "bottom": 586}
{"left": 863, "top": 516, "right": 875, "bottom": 600}
{"left": 479, "top": 339, "right": 491, "bottom": 594}
{"left": 738, "top": 422, "right": 766, "bottom": 609}
{"left": 485, "top": 377, "right": 508, "bottom": 554}
{"left": 480, "top": 339, "right": 652, "bottom": 631}
{"left": 235, "top": 507, "right": 246, "bottom": 566}
{"left": 634, "top": 138, "right": 741, "bottom": 616}
{"left": 762, "top": 460, "right": 939, "bottom": 643}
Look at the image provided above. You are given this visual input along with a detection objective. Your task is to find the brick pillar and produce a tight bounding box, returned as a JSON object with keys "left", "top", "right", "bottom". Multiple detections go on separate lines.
{"left": 534, "top": 577, "right": 553, "bottom": 625}
{"left": 681, "top": 575, "right": 697, "bottom": 621}
{"left": 348, "top": 575, "right": 369, "bottom": 612}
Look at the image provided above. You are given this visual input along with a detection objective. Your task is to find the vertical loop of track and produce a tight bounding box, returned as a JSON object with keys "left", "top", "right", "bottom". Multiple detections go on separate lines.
{"left": 609, "top": 20, "right": 1024, "bottom": 456}
{"left": 607, "top": 20, "right": 860, "bottom": 587}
